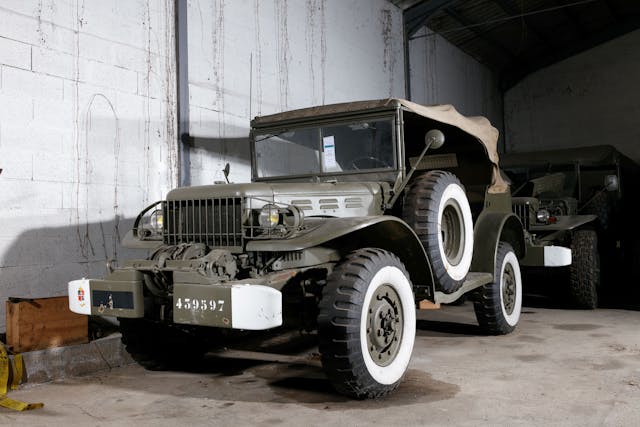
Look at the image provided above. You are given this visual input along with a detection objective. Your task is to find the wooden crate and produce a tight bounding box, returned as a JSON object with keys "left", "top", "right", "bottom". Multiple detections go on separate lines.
{"left": 6, "top": 296, "right": 88, "bottom": 353}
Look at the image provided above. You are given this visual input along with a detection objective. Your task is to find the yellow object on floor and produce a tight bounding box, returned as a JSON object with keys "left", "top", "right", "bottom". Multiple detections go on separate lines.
{"left": 0, "top": 342, "right": 43, "bottom": 411}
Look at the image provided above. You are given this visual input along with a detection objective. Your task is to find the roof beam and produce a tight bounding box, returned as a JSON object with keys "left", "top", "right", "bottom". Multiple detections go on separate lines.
{"left": 445, "top": 6, "right": 516, "bottom": 61}
{"left": 555, "top": 0, "right": 587, "bottom": 39}
{"left": 404, "top": 0, "right": 460, "bottom": 37}
{"left": 493, "top": 0, "right": 555, "bottom": 52}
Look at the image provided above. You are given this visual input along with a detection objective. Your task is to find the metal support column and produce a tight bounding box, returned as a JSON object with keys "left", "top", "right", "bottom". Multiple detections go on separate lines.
{"left": 175, "top": 0, "right": 191, "bottom": 187}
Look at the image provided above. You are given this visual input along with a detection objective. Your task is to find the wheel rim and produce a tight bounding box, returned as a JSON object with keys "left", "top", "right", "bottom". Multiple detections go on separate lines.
{"left": 366, "top": 284, "right": 403, "bottom": 367}
{"left": 502, "top": 262, "right": 517, "bottom": 315}
{"left": 441, "top": 200, "right": 465, "bottom": 266}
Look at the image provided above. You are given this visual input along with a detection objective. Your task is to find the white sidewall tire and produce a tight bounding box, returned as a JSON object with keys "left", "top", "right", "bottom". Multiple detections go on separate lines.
{"left": 500, "top": 250, "right": 522, "bottom": 327}
{"left": 437, "top": 183, "right": 474, "bottom": 281}
{"left": 359, "top": 266, "right": 416, "bottom": 385}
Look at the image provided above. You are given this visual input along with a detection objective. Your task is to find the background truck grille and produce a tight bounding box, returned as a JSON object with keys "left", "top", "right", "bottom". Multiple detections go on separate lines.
{"left": 512, "top": 199, "right": 533, "bottom": 230}
{"left": 164, "top": 198, "right": 243, "bottom": 249}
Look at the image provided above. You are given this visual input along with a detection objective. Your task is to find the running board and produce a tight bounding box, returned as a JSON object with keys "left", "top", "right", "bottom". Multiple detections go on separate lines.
{"left": 207, "top": 348, "right": 322, "bottom": 367}
{"left": 433, "top": 272, "right": 493, "bottom": 305}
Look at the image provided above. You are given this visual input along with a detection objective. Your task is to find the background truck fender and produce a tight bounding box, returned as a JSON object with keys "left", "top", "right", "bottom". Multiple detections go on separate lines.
{"left": 247, "top": 216, "right": 434, "bottom": 292}
{"left": 470, "top": 211, "right": 525, "bottom": 274}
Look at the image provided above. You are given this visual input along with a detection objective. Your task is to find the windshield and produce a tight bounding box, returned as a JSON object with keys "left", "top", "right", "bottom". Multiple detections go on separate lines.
{"left": 506, "top": 164, "right": 578, "bottom": 198}
{"left": 254, "top": 117, "right": 395, "bottom": 178}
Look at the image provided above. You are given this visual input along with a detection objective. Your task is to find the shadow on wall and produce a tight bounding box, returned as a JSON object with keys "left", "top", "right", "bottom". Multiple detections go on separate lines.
{"left": 183, "top": 131, "right": 253, "bottom": 186}
{"left": 0, "top": 217, "right": 148, "bottom": 331}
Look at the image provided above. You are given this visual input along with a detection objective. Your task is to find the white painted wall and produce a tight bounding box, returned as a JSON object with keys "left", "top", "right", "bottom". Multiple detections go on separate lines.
{"left": 408, "top": 27, "right": 504, "bottom": 144}
{"left": 186, "top": 0, "right": 405, "bottom": 185}
{"left": 0, "top": 1, "right": 178, "bottom": 330}
{"left": 0, "top": 0, "right": 404, "bottom": 331}
{"left": 504, "top": 29, "right": 640, "bottom": 162}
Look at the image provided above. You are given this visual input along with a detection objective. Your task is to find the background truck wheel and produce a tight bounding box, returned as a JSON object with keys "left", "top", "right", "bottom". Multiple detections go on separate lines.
{"left": 474, "top": 242, "right": 522, "bottom": 335}
{"left": 569, "top": 229, "right": 600, "bottom": 309}
{"left": 583, "top": 192, "right": 611, "bottom": 230}
{"left": 119, "top": 318, "right": 208, "bottom": 370}
{"left": 317, "top": 248, "right": 416, "bottom": 399}
{"left": 402, "top": 170, "right": 474, "bottom": 294}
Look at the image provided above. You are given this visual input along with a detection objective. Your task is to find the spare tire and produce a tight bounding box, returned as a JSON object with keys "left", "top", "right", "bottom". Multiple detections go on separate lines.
{"left": 402, "top": 170, "right": 474, "bottom": 293}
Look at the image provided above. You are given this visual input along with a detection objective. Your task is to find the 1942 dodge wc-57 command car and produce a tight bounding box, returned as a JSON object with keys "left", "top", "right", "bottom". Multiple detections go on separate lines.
{"left": 68, "top": 99, "right": 525, "bottom": 398}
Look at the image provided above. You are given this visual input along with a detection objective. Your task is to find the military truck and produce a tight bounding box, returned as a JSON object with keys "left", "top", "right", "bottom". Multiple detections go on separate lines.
{"left": 502, "top": 145, "right": 640, "bottom": 309}
{"left": 68, "top": 99, "right": 525, "bottom": 398}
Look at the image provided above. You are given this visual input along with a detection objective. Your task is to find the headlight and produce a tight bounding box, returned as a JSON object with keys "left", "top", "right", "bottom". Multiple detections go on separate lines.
{"left": 536, "top": 209, "right": 550, "bottom": 223}
{"left": 149, "top": 209, "right": 164, "bottom": 232}
{"left": 258, "top": 204, "right": 280, "bottom": 228}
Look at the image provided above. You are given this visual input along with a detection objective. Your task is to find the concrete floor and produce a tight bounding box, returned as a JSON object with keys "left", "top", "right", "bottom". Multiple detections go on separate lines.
{"left": 3, "top": 303, "right": 640, "bottom": 426}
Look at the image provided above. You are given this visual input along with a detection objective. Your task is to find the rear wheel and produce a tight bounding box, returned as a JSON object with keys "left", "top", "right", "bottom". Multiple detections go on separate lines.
{"left": 569, "top": 229, "right": 599, "bottom": 309}
{"left": 317, "top": 248, "right": 416, "bottom": 399}
{"left": 402, "top": 171, "right": 474, "bottom": 293}
{"left": 474, "top": 242, "right": 522, "bottom": 335}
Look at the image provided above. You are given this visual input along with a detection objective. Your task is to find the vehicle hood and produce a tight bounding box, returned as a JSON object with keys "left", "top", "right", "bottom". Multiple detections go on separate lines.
{"left": 166, "top": 182, "right": 385, "bottom": 217}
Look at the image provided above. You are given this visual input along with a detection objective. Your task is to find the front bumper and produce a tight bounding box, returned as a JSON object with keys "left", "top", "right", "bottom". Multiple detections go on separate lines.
{"left": 520, "top": 245, "right": 572, "bottom": 267}
{"left": 68, "top": 272, "right": 282, "bottom": 331}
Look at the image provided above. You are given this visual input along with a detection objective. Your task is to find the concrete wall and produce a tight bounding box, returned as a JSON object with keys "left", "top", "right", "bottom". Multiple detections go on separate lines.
{"left": 185, "top": 0, "right": 405, "bottom": 185}
{"left": 0, "top": 0, "right": 404, "bottom": 331}
{"left": 408, "top": 27, "right": 504, "bottom": 145}
{"left": 0, "top": 1, "right": 178, "bottom": 331}
{"left": 504, "top": 29, "right": 640, "bottom": 162}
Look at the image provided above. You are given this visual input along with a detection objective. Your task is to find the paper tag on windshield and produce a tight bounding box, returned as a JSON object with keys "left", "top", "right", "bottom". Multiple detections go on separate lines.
{"left": 323, "top": 136, "right": 337, "bottom": 169}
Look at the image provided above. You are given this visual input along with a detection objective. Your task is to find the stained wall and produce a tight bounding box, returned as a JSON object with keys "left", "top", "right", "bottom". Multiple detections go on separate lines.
{"left": 0, "top": 0, "right": 178, "bottom": 330}
{"left": 0, "top": 0, "right": 404, "bottom": 330}
{"left": 408, "top": 27, "right": 504, "bottom": 145}
{"left": 185, "top": 0, "right": 405, "bottom": 184}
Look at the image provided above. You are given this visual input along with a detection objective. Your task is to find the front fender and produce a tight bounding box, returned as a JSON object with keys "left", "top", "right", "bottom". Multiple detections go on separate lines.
{"left": 247, "top": 216, "right": 434, "bottom": 292}
{"left": 530, "top": 214, "right": 597, "bottom": 232}
{"left": 471, "top": 211, "right": 525, "bottom": 274}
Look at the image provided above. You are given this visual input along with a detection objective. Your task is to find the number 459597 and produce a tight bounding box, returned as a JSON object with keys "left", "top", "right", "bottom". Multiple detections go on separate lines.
{"left": 175, "top": 298, "right": 225, "bottom": 312}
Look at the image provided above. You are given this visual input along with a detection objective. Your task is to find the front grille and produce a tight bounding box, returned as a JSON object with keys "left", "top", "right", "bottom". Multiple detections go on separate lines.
{"left": 164, "top": 197, "right": 243, "bottom": 249}
{"left": 512, "top": 200, "right": 533, "bottom": 230}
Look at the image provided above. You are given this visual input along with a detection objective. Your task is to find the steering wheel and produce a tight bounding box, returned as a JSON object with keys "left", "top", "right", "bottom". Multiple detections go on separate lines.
{"left": 351, "top": 156, "right": 391, "bottom": 170}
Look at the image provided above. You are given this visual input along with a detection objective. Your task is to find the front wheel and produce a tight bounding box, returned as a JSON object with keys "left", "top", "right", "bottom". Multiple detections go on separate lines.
{"left": 474, "top": 242, "right": 522, "bottom": 335}
{"left": 317, "top": 248, "right": 416, "bottom": 399}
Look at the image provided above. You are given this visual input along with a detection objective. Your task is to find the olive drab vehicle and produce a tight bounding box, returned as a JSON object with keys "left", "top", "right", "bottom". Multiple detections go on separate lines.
{"left": 502, "top": 145, "right": 640, "bottom": 309}
{"left": 68, "top": 99, "right": 525, "bottom": 399}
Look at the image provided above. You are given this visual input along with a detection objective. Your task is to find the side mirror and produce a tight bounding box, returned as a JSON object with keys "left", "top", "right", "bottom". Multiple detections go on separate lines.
{"left": 223, "top": 163, "right": 231, "bottom": 184}
{"left": 425, "top": 129, "right": 445, "bottom": 149}
{"left": 604, "top": 174, "right": 619, "bottom": 192}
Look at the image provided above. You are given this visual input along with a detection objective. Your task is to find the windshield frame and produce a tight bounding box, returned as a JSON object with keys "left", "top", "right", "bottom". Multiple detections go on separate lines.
{"left": 250, "top": 112, "right": 400, "bottom": 182}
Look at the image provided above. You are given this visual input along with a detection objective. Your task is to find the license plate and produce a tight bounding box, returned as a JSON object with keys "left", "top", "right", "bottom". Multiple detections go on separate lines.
{"left": 173, "top": 283, "right": 232, "bottom": 328}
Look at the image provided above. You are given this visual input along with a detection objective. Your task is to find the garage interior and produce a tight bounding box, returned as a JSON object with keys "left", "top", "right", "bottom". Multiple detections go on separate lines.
{"left": 0, "top": 0, "right": 639, "bottom": 424}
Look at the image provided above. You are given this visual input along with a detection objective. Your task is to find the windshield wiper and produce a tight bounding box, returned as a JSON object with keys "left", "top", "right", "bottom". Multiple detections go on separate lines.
{"left": 254, "top": 129, "right": 290, "bottom": 143}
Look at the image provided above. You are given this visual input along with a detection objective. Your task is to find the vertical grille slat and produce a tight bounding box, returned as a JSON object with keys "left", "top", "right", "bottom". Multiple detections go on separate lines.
{"left": 173, "top": 200, "right": 178, "bottom": 245}
{"left": 512, "top": 201, "right": 532, "bottom": 230}
{"left": 205, "top": 200, "right": 209, "bottom": 246}
{"left": 218, "top": 200, "right": 222, "bottom": 246}
{"left": 225, "top": 198, "right": 230, "bottom": 247}
{"left": 164, "top": 197, "right": 243, "bottom": 249}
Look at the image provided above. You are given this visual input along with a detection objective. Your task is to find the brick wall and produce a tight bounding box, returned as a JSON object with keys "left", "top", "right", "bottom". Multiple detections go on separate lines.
{"left": 0, "top": 0, "right": 178, "bottom": 331}
{"left": 0, "top": 0, "right": 405, "bottom": 331}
